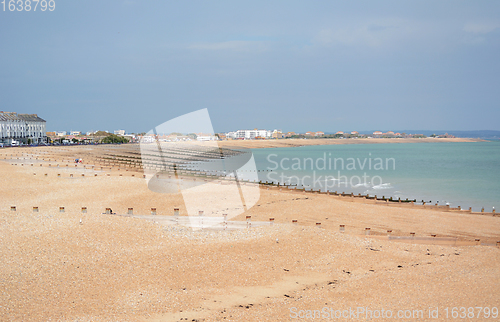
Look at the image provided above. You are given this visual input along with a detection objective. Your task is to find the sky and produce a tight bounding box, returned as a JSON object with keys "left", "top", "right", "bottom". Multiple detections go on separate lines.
{"left": 1, "top": 1, "right": 499, "bottom": 134}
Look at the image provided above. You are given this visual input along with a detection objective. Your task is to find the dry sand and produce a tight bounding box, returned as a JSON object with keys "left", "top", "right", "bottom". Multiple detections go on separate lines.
{"left": 0, "top": 145, "right": 499, "bottom": 321}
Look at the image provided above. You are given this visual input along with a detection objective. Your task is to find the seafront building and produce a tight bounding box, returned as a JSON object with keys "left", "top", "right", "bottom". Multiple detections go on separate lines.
{"left": 0, "top": 111, "right": 47, "bottom": 145}
{"left": 196, "top": 133, "right": 217, "bottom": 141}
{"left": 226, "top": 129, "right": 272, "bottom": 139}
{"left": 221, "top": 129, "right": 427, "bottom": 140}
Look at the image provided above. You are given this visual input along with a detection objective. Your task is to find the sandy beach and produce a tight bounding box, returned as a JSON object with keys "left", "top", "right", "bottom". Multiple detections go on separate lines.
{"left": 1, "top": 144, "right": 499, "bottom": 321}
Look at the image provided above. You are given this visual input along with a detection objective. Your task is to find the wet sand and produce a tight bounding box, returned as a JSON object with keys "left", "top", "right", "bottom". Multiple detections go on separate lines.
{"left": 0, "top": 145, "right": 499, "bottom": 321}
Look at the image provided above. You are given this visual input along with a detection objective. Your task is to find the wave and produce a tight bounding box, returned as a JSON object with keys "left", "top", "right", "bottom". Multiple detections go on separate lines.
{"left": 352, "top": 183, "right": 370, "bottom": 188}
{"left": 372, "top": 183, "right": 393, "bottom": 190}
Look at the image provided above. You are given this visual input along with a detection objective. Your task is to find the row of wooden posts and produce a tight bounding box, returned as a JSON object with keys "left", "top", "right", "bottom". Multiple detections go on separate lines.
{"left": 32, "top": 172, "right": 141, "bottom": 177}
{"left": 2, "top": 146, "right": 242, "bottom": 170}
{"left": 9, "top": 206, "right": 164, "bottom": 215}
{"left": 6, "top": 205, "right": 500, "bottom": 245}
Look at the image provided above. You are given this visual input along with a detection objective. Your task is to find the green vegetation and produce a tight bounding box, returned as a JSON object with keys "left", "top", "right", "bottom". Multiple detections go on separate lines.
{"left": 93, "top": 130, "right": 112, "bottom": 137}
{"left": 101, "top": 134, "right": 129, "bottom": 144}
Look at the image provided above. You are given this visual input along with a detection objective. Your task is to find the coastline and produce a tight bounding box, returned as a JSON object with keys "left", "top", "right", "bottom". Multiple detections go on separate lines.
{"left": 218, "top": 137, "right": 486, "bottom": 149}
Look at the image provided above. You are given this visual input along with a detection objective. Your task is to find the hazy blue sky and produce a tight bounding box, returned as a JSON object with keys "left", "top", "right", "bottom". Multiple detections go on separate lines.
{"left": 1, "top": 1, "right": 499, "bottom": 133}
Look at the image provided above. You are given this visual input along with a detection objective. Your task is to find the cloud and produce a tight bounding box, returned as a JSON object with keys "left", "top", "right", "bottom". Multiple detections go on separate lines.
{"left": 311, "top": 19, "right": 413, "bottom": 48}
{"left": 188, "top": 41, "right": 267, "bottom": 53}
{"left": 463, "top": 22, "right": 499, "bottom": 34}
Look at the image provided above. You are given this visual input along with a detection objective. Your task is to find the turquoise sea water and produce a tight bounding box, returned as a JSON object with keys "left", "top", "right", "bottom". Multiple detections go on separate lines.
{"left": 251, "top": 141, "right": 500, "bottom": 211}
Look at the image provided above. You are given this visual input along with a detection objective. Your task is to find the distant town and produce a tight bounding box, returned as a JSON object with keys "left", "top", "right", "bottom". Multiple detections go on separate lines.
{"left": 1, "top": 111, "right": 456, "bottom": 147}
{"left": 44, "top": 128, "right": 456, "bottom": 145}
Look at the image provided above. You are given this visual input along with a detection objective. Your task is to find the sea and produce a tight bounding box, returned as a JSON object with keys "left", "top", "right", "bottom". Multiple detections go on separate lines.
{"left": 251, "top": 141, "right": 500, "bottom": 212}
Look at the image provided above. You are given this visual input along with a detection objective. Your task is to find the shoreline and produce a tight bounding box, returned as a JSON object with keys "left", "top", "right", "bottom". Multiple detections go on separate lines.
{"left": 1, "top": 149, "right": 496, "bottom": 216}
{"left": 0, "top": 151, "right": 498, "bottom": 225}
{"left": 218, "top": 137, "right": 486, "bottom": 149}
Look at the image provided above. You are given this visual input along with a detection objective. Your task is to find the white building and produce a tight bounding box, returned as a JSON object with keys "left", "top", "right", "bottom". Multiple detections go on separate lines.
{"left": 227, "top": 129, "right": 272, "bottom": 139}
{"left": 0, "top": 112, "right": 46, "bottom": 144}
{"left": 139, "top": 135, "right": 155, "bottom": 143}
{"left": 56, "top": 131, "right": 67, "bottom": 136}
{"left": 70, "top": 131, "right": 81, "bottom": 136}
{"left": 114, "top": 130, "right": 125, "bottom": 136}
{"left": 226, "top": 131, "right": 237, "bottom": 139}
{"left": 196, "top": 133, "right": 216, "bottom": 141}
